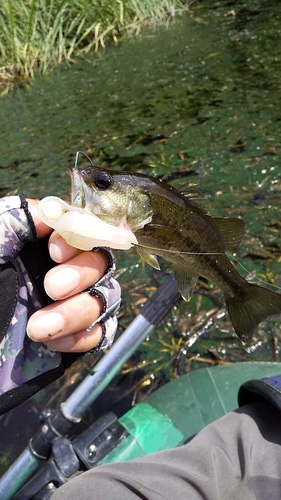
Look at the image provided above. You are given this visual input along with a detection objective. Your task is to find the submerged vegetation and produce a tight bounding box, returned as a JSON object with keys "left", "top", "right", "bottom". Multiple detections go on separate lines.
{"left": 0, "top": 0, "right": 189, "bottom": 84}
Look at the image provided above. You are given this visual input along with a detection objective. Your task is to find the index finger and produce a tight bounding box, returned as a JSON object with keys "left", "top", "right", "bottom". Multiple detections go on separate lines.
{"left": 48, "top": 231, "right": 81, "bottom": 263}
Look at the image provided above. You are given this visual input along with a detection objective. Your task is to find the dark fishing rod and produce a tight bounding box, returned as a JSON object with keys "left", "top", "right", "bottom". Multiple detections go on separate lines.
{"left": 0, "top": 273, "right": 181, "bottom": 500}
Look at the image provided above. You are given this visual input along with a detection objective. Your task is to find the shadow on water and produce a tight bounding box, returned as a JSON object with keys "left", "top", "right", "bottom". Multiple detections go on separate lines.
{"left": 0, "top": 0, "right": 281, "bottom": 472}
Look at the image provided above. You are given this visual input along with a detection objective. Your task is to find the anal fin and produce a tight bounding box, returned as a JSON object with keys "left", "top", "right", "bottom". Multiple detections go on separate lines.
{"left": 174, "top": 267, "right": 198, "bottom": 301}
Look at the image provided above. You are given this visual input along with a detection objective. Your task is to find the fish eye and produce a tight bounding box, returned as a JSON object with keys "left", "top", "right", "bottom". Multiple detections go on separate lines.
{"left": 94, "top": 171, "right": 113, "bottom": 189}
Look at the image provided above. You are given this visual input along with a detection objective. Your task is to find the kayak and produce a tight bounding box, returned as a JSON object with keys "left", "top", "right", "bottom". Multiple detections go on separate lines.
{"left": 5, "top": 361, "right": 281, "bottom": 500}
{"left": 100, "top": 361, "right": 281, "bottom": 464}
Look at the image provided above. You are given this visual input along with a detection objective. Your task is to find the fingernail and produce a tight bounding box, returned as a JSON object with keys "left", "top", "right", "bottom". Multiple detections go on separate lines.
{"left": 45, "top": 267, "right": 81, "bottom": 299}
{"left": 49, "top": 240, "right": 64, "bottom": 262}
{"left": 27, "top": 312, "right": 65, "bottom": 340}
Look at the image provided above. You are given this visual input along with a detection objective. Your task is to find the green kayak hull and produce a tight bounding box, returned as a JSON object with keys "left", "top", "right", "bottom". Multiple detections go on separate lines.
{"left": 101, "top": 362, "right": 281, "bottom": 464}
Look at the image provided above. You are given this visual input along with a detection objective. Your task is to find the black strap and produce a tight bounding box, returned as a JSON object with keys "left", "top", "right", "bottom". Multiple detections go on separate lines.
{"left": 0, "top": 262, "right": 19, "bottom": 342}
{"left": 0, "top": 364, "right": 66, "bottom": 416}
{"left": 238, "top": 375, "right": 281, "bottom": 412}
{"left": 19, "top": 236, "right": 55, "bottom": 307}
{"left": 19, "top": 237, "right": 82, "bottom": 366}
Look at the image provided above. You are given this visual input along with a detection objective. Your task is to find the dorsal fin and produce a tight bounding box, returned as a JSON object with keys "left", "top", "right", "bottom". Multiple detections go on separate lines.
{"left": 212, "top": 217, "right": 245, "bottom": 251}
{"left": 178, "top": 183, "right": 204, "bottom": 200}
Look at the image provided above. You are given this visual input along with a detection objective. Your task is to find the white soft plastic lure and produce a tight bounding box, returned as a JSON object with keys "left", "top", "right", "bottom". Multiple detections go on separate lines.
{"left": 38, "top": 196, "right": 138, "bottom": 251}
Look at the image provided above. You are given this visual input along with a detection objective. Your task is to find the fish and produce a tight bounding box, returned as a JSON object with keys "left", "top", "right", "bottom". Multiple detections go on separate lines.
{"left": 70, "top": 161, "right": 281, "bottom": 342}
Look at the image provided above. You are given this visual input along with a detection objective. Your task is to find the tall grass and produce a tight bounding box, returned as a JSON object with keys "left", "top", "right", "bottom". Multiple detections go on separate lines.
{"left": 0, "top": 0, "right": 190, "bottom": 83}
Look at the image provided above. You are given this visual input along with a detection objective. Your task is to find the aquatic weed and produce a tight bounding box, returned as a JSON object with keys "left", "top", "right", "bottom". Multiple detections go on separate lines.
{"left": 0, "top": 0, "right": 190, "bottom": 84}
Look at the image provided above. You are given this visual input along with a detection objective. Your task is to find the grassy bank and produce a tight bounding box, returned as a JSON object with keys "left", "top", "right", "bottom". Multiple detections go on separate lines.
{"left": 0, "top": 0, "right": 189, "bottom": 84}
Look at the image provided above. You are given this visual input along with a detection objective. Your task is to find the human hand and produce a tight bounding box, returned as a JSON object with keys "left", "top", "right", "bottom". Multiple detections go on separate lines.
{"left": 26, "top": 200, "right": 120, "bottom": 353}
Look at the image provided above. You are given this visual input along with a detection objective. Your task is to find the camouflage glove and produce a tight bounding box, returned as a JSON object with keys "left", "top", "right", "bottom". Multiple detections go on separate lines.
{"left": 0, "top": 194, "right": 121, "bottom": 415}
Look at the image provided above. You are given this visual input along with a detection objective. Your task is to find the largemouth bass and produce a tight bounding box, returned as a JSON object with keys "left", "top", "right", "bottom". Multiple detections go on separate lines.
{"left": 70, "top": 162, "right": 281, "bottom": 342}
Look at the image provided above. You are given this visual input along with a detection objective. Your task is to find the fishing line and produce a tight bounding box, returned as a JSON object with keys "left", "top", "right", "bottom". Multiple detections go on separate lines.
{"left": 227, "top": 254, "right": 281, "bottom": 292}
{"left": 75, "top": 151, "right": 94, "bottom": 168}
{"left": 134, "top": 243, "right": 225, "bottom": 256}
{"left": 135, "top": 244, "right": 281, "bottom": 292}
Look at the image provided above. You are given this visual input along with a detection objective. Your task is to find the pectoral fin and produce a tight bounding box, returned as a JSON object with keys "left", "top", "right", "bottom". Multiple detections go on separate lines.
{"left": 174, "top": 267, "right": 198, "bottom": 301}
{"left": 136, "top": 246, "right": 161, "bottom": 270}
{"left": 135, "top": 225, "right": 180, "bottom": 271}
{"left": 136, "top": 224, "right": 180, "bottom": 249}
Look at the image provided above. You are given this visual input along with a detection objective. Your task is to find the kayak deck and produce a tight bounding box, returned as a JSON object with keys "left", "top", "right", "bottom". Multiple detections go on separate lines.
{"left": 101, "top": 362, "right": 281, "bottom": 464}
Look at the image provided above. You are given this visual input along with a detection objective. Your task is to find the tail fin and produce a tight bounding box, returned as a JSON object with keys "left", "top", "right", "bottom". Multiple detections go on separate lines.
{"left": 225, "top": 283, "right": 281, "bottom": 342}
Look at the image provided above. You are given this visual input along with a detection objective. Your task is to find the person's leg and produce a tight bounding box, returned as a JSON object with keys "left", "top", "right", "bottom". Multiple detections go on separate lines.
{"left": 52, "top": 401, "right": 281, "bottom": 500}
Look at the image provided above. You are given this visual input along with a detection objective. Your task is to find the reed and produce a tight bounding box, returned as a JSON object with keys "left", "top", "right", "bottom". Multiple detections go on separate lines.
{"left": 0, "top": 0, "right": 189, "bottom": 83}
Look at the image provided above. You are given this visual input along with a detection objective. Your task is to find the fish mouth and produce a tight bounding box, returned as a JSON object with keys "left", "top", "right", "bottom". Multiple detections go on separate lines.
{"left": 70, "top": 168, "right": 97, "bottom": 212}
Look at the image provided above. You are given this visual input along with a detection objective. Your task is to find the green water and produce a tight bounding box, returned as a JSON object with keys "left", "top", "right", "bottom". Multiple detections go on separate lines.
{"left": 0, "top": 0, "right": 281, "bottom": 470}
{"left": 1, "top": 0, "right": 281, "bottom": 366}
